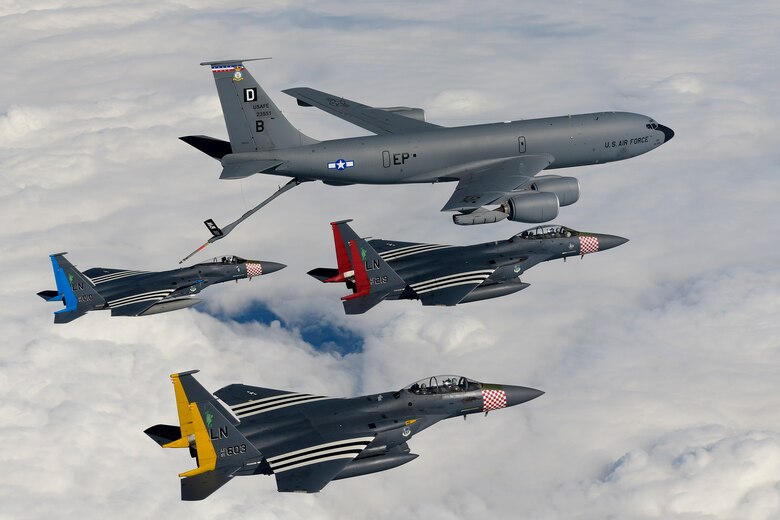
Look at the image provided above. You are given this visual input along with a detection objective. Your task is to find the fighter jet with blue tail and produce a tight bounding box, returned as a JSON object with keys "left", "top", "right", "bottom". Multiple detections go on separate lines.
{"left": 38, "top": 253, "right": 285, "bottom": 323}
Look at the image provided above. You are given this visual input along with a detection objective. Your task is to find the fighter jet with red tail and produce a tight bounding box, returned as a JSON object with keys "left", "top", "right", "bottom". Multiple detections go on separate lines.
{"left": 309, "top": 220, "right": 628, "bottom": 314}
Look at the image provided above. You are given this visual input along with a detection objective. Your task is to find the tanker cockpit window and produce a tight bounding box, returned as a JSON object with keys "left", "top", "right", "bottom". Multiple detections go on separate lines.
{"left": 404, "top": 375, "right": 481, "bottom": 395}
{"left": 646, "top": 119, "right": 659, "bottom": 130}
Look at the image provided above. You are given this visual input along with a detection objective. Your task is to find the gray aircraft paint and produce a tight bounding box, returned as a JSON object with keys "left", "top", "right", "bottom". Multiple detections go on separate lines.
{"left": 38, "top": 253, "right": 285, "bottom": 323}
{"left": 145, "top": 371, "right": 543, "bottom": 499}
{"left": 229, "top": 112, "right": 665, "bottom": 184}
{"left": 182, "top": 59, "right": 673, "bottom": 234}
{"left": 309, "top": 220, "right": 627, "bottom": 314}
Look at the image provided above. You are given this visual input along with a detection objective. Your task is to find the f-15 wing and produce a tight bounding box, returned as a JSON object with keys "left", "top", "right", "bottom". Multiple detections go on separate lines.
{"left": 441, "top": 154, "right": 554, "bottom": 212}
{"left": 82, "top": 267, "right": 148, "bottom": 285}
{"left": 215, "top": 384, "right": 374, "bottom": 493}
{"left": 108, "top": 289, "right": 201, "bottom": 317}
{"left": 107, "top": 291, "right": 179, "bottom": 316}
{"left": 268, "top": 432, "right": 375, "bottom": 492}
{"left": 370, "top": 239, "right": 484, "bottom": 304}
{"left": 409, "top": 267, "right": 496, "bottom": 306}
{"left": 283, "top": 87, "right": 440, "bottom": 135}
{"left": 369, "top": 239, "right": 455, "bottom": 260}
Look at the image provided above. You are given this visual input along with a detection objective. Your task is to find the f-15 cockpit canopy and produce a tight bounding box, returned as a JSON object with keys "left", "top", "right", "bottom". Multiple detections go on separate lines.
{"left": 404, "top": 375, "right": 482, "bottom": 395}
{"left": 515, "top": 225, "right": 577, "bottom": 240}
{"left": 208, "top": 255, "right": 247, "bottom": 265}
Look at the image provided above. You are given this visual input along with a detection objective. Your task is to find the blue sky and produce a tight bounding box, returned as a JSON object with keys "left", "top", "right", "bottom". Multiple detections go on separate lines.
{"left": 216, "top": 302, "right": 365, "bottom": 355}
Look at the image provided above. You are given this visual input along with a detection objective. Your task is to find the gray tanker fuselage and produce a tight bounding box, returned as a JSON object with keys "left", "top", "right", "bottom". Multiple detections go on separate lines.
{"left": 228, "top": 111, "right": 665, "bottom": 185}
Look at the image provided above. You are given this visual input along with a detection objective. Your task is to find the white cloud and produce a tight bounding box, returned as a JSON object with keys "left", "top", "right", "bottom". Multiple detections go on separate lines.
{"left": 540, "top": 426, "right": 780, "bottom": 520}
{"left": 1, "top": 1, "right": 779, "bottom": 519}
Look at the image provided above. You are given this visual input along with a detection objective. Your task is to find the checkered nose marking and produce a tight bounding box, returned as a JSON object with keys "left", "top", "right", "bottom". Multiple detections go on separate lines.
{"left": 482, "top": 389, "right": 507, "bottom": 411}
{"left": 246, "top": 263, "right": 263, "bottom": 278}
{"left": 579, "top": 236, "right": 599, "bottom": 255}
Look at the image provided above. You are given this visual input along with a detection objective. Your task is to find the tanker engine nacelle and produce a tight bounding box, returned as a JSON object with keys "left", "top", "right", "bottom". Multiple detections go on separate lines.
{"left": 502, "top": 192, "right": 559, "bottom": 223}
{"left": 530, "top": 175, "right": 580, "bottom": 207}
{"left": 452, "top": 175, "right": 581, "bottom": 225}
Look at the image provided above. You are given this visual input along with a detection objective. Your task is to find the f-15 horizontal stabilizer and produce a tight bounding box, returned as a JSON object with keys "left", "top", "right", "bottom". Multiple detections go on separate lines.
{"left": 307, "top": 267, "right": 341, "bottom": 283}
{"left": 37, "top": 290, "right": 59, "bottom": 300}
{"left": 144, "top": 424, "right": 182, "bottom": 447}
{"left": 181, "top": 468, "right": 236, "bottom": 501}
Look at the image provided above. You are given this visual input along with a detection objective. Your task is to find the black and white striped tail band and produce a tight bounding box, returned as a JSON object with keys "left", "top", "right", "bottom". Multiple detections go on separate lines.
{"left": 107, "top": 290, "right": 174, "bottom": 308}
{"left": 266, "top": 437, "right": 374, "bottom": 473}
{"left": 410, "top": 270, "right": 494, "bottom": 294}
{"left": 379, "top": 244, "right": 454, "bottom": 261}
{"left": 90, "top": 270, "right": 147, "bottom": 284}
{"left": 231, "top": 393, "right": 331, "bottom": 419}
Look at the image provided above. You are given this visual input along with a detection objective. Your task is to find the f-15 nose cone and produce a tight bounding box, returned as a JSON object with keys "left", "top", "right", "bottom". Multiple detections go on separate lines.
{"left": 259, "top": 261, "right": 287, "bottom": 275}
{"left": 597, "top": 234, "right": 629, "bottom": 251}
{"left": 503, "top": 385, "right": 545, "bottom": 406}
{"left": 658, "top": 124, "right": 674, "bottom": 142}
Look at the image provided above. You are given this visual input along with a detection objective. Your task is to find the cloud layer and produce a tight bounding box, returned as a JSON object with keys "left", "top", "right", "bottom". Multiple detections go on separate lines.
{"left": 1, "top": 2, "right": 779, "bottom": 519}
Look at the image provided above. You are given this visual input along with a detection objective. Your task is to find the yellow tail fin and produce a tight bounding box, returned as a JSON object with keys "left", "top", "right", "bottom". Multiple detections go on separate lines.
{"left": 178, "top": 402, "right": 217, "bottom": 477}
{"left": 162, "top": 372, "right": 197, "bottom": 448}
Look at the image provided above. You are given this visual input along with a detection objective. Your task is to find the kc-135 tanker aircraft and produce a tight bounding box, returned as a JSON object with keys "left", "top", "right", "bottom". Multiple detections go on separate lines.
{"left": 145, "top": 370, "right": 543, "bottom": 499}
{"left": 309, "top": 220, "right": 628, "bottom": 314}
{"left": 38, "top": 253, "right": 285, "bottom": 323}
{"left": 180, "top": 58, "right": 672, "bottom": 260}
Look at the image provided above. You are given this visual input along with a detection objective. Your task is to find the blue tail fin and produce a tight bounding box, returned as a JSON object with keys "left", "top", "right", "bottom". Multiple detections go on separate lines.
{"left": 40, "top": 253, "right": 106, "bottom": 324}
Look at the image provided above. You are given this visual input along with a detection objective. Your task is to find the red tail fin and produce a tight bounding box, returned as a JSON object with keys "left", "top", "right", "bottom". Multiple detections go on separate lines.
{"left": 341, "top": 240, "right": 370, "bottom": 301}
{"left": 325, "top": 221, "right": 354, "bottom": 283}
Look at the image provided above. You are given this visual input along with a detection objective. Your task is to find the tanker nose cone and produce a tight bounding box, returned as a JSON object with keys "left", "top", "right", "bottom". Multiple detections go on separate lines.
{"left": 259, "top": 261, "right": 286, "bottom": 275}
{"left": 504, "top": 385, "right": 545, "bottom": 406}
{"left": 658, "top": 124, "right": 674, "bottom": 142}
{"left": 597, "top": 234, "right": 629, "bottom": 251}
